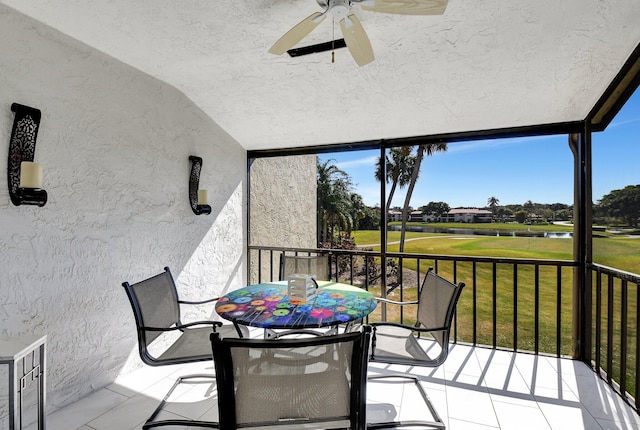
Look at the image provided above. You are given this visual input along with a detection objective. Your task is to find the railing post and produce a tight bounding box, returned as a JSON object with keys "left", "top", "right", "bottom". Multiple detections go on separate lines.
{"left": 569, "top": 129, "right": 593, "bottom": 361}
{"left": 379, "top": 144, "right": 388, "bottom": 322}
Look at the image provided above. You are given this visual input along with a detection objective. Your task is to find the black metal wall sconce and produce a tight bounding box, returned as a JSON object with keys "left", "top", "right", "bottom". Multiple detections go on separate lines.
{"left": 189, "top": 155, "right": 211, "bottom": 215}
{"left": 7, "top": 103, "right": 47, "bottom": 207}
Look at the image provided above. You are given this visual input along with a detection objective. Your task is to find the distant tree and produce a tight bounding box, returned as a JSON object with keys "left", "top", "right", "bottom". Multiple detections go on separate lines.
{"left": 317, "top": 159, "right": 353, "bottom": 245}
{"left": 375, "top": 147, "right": 414, "bottom": 216}
{"left": 358, "top": 206, "right": 381, "bottom": 230}
{"left": 399, "top": 143, "right": 448, "bottom": 252}
{"left": 549, "top": 203, "right": 569, "bottom": 212}
{"left": 592, "top": 202, "right": 608, "bottom": 222}
{"left": 598, "top": 185, "right": 640, "bottom": 227}
{"left": 547, "top": 203, "right": 570, "bottom": 222}
{"left": 497, "top": 206, "right": 512, "bottom": 221}
{"left": 523, "top": 200, "right": 534, "bottom": 214}
{"left": 347, "top": 193, "right": 366, "bottom": 234}
{"left": 421, "top": 201, "right": 450, "bottom": 219}
{"left": 514, "top": 210, "right": 528, "bottom": 223}
{"left": 487, "top": 196, "right": 500, "bottom": 219}
{"left": 554, "top": 209, "right": 571, "bottom": 221}
{"left": 540, "top": 208, "right": 554, "bottom": 222}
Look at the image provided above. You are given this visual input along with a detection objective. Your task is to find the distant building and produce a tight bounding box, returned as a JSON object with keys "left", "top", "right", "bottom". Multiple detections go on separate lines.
{"left": 423, "top": 212, "right": 439, "bottom": 222}
{"left": 441, "top": 208, "right": 493, "bottom": 223}
{"left": 388, "top": 210, "right": 427, "bottom": 222}
{"left": 388, "top": 210, "right": 403, "bottom": 222}
{"left": 409, "top": 210, "right": 424, "bottom": 222}
{"left": 389, "top": 208, "right": 493, "bottom": 223}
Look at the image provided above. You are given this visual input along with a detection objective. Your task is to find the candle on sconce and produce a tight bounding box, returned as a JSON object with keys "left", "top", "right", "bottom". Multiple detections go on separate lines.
{"left": 19, "top": 161, "right": 43, "bottom": 189}
{"left": 197, "top": 189, "right": 208, "bottom": 206}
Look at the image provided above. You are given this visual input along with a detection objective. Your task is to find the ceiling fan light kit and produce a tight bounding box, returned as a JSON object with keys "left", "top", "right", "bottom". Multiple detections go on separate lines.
{"left": 268, "top": 0, "right": 448, "bottom": 66}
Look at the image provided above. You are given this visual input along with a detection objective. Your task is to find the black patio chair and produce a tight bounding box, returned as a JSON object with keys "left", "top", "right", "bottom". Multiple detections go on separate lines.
{"left": 123, "top": 266, "right": 248, "bottom": 429}
{"left": 279, "top": 252, "right": 330, "bottom": 281}
{"left": 211, "top": 326, "right": 372, "bottom": 430}
{"left": 122, "top": 266, "right": 248, "bottom": 366}
{"left": 269, "top": 252, "right": 334, "bottom": 338}
{"left": 368, "top": 267, "right": 465, "bottom": 429}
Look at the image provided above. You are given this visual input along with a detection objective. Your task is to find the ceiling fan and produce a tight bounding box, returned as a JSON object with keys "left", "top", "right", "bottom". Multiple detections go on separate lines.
{"left": 268, "top": 0, "right": 448, "bottom": 66}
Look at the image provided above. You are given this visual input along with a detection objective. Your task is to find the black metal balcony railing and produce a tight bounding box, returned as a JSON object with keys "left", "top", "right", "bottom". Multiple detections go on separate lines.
{"left": 590, "top": 263, "right": 640, "bottom": 410}
{"left": 249, "top": 245, "right": 577, "bottom": 354}
{"left": 248, "top": 245, "right": 640, "bottom": 413}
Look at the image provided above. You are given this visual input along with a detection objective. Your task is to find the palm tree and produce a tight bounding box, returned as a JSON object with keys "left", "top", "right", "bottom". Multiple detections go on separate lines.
{"left": 317, "top": 159, "right": 353, "bottom": 246}
{"left": 375, "top": 147, "right": 414, "bottom": 216}
{"left": 399, "top": 143, "right": 448, "bottom": 252}
{"left": 487, "top": 196, "right": 500, "bottom": 220}
{"left": 348, "top": 192, "right": 366, "bottom": 234}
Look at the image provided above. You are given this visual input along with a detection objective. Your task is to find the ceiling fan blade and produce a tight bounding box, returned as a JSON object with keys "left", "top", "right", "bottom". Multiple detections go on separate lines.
{"left": 360, "top": 0, "right": 448, "bottom": 15}
{"left": 268, "top": 12, "right": 327, "bottom": 55}
{"left": 340, "top": 14, "right": 374, "bottom": 67}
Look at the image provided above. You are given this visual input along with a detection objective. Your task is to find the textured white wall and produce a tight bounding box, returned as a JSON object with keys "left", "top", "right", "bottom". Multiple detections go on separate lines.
{"left": 0, "top": 5, "right": 246, "bottom": 414}
{"left": 249, "top": 155, "right": 318, "bottom": 283}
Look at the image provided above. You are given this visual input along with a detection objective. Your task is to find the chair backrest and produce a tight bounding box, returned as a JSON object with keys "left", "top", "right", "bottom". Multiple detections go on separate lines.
{"left": 122, "top": 267, "right": 181, "bottom": 350}
{"left": 279, "top": 253, "right": 329, "bottom": 281}
{"left": 211, "top": 326, "right": 371, "bottom": 430}
{"left": 417, "top": 268, "right": 465, "bottom": 348}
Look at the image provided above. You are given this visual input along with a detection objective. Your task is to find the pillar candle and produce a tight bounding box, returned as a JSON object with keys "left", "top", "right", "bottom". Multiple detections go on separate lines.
{"left": 19, "top": 161, "right": 43, "bottom": 189}
{"left": 197, "top": 189, "right": 208, "bottom": 205}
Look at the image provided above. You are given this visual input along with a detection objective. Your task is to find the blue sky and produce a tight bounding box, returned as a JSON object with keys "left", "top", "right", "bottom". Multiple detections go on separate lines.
{"left": 319, "top": 89, "right": 640, "bottom": 209}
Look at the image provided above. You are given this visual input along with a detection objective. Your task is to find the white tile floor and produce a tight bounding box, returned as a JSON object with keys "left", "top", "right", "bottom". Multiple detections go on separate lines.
{"left": 45, "top": 339, "right": 640, "bottom": 430}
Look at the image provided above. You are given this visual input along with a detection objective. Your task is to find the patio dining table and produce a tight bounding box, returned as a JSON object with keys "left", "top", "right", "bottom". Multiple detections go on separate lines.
{"left": 215, "top": 280, "right": 377, "bottom": 336}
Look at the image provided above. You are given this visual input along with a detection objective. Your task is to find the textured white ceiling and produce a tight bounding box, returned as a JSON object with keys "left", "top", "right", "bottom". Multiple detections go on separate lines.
{"left": 3, "top": 0, "right": 640, "bottom": 151}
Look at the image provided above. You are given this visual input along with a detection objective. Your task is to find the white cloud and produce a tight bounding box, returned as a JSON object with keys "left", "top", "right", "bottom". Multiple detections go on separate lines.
{"left": 447, "top": 134, "right": 560, "bottom": 154}
{"left": 333, "top": 155, "right": 379, "bottom": 169}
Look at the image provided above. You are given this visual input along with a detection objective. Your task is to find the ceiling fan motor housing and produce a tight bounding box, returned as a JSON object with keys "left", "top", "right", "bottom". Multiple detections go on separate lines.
{"left": 319, "top": 0, "right": 351, "bottom": 19}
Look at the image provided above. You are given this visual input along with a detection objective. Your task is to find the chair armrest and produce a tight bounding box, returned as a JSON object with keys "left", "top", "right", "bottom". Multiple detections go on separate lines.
{"left": 371, "top": 321, "right": 447, "bottom": 334}
{"left": 375, "top": 297, "right": 418, "bottom": 306}
{"left": 179, "top": 320, "right": 223, "bottom": 329}
{"left": 178, "top": 297, "right": 219, "bottom": 305}
{"left": 142, "top": 321, "right": 223, "bottom": 332}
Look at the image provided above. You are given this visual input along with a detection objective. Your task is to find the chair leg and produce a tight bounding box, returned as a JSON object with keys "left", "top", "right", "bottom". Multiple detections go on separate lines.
{"left": 367, "top": 374, "right": 445, "bottom": 430}
{"left": 143, "top": 374, "right": 219, "bottom": 429}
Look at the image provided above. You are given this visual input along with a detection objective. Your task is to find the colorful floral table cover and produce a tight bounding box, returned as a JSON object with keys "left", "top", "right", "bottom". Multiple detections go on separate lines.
{"left": 215, "top": 281, "right": 377, "bottom": 329}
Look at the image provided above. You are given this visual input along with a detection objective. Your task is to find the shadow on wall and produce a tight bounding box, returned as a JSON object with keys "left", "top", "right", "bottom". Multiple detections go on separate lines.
{"left": 0, "top": 5, "right": 245, "bottom": 410}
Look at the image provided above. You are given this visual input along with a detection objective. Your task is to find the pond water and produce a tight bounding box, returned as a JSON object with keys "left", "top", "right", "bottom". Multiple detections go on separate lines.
{"left": 388, "top": 225, "right": 573, "bottom": 238}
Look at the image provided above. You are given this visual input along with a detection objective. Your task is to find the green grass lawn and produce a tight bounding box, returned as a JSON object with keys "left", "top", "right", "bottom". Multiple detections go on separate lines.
{"left": 352, "top": 228, "right": 640, "bottom": 274}
{"left": 351, "top": 226, "right": 640, "bottom": 393}
{"left": 391, "top": 221, "right": 574, "bottom": 233}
